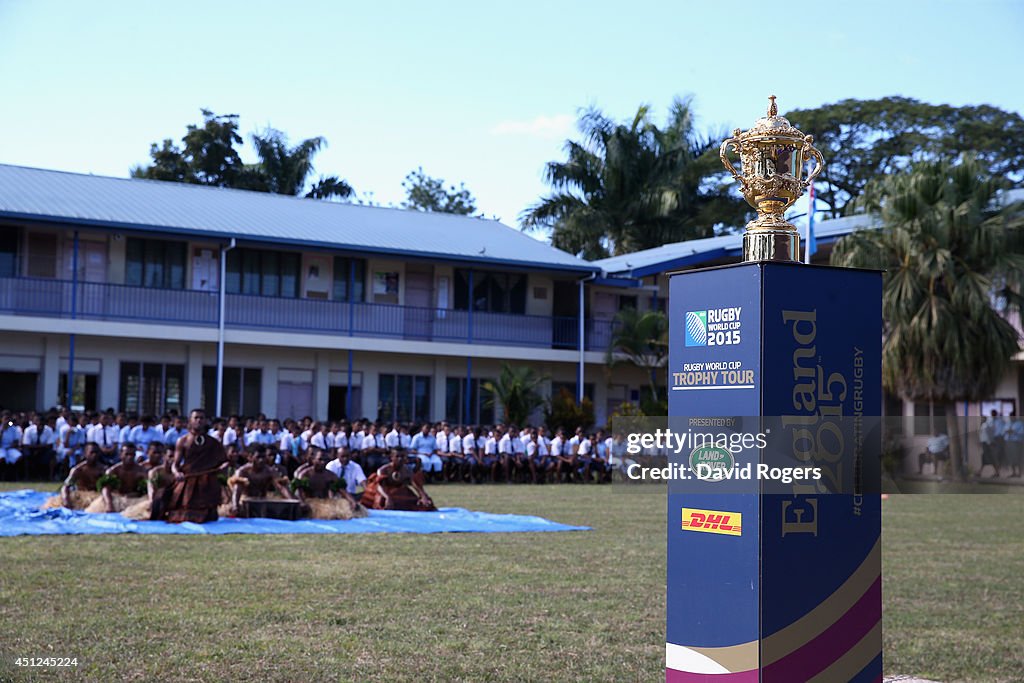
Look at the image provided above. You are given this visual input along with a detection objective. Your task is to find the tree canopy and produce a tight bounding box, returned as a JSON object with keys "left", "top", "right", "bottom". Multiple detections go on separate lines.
{"left": 522, "top": 97, "right": 749, "bottom": 260}
{"left": 402, "top": 167, "right": 478, "bottom": 215}
{"left": 132, "top": 109, "right": 353, "bottom": 200}
{"left": 787, "top": 97, "right": 1024, "bottom": 218}
{"left": 832, "top": 155, "right": 1024, "bottom": 405}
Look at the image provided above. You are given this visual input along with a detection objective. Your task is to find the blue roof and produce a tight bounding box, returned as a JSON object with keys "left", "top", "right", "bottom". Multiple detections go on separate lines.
{"left": 593, "top": 214, "right": 878, "bottom": 277}
{"left": 0, "top": 164, "right": 596, "bottom": 273}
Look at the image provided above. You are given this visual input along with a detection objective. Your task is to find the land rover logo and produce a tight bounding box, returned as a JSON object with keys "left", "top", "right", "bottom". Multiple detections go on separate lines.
{"left": 689, "top": 445, "right": 735, "bottom": 481}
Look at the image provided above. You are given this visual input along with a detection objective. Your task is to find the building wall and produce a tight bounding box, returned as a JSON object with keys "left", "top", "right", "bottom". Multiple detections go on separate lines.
{"left": 0, "top": 329, "right": 652, "bottom": 426}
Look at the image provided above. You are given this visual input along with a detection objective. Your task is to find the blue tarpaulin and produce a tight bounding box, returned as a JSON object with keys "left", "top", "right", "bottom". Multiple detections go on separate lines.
{"left": 0, "top": 490, "right": 589, "bottom": 537}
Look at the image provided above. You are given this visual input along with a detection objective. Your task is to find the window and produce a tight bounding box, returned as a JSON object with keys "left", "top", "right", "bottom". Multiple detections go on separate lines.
{"left": 454, "top": 269, "right": 527, "bottom": 314}
{"left": 226, "top": 248, "right": 300, "bottom": 298}
{"left": 884, "top": 392, "right": 904, "bottom": 435}
{"left": 445, "top": 377, "right": 495, "bottom": 425}
{"left": 125, "top": 238, "right": 186, "bottom": 289}
{"left": 119, "top": 362, "right": 184, "bottom": 416}
{"left": 59, "top": 372, "right": 98, "bottom": 412}
{"left": 378, "top": 374, "right": 431, "bottom": 422}
{"left": 617, "top": 295, "right": 638, "bottom": 311}
{"left": 913, "top": 401, "right": 947, "bottom": 436}
{"left": 201, "top": 366, "right": 262, "bottom": 417}
{"left": 27, "top": 233, "right": 57, "bottom": 278}
{"left": 332, "top": 256, "right": 366, "bottom": 302}
{"left": 0, "top": 229, "right": 18, "bottom": 278}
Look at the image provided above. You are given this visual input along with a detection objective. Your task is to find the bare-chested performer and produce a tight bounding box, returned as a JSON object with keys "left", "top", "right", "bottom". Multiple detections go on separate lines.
{"left": 293, "top": 450, "right": 365, "bottom": 520}
{"left": 228, "top": 449, "right": 294, "bottom": 516}
{"left": 93, "top": 443, "right": 148, "bottom": 513}
{"left": 361, "top": 449, "right": 436, "bottom": 511}
{"left": 47, "top": 443, "right": 105, "bottom": 510}
{"left": 164, "top": 408, "right": 228, "bottom": 523}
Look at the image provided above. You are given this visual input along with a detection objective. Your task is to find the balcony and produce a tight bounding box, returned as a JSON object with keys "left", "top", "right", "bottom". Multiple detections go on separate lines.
{"left": 0, "top": 276, "right": 615, "bottom": 352}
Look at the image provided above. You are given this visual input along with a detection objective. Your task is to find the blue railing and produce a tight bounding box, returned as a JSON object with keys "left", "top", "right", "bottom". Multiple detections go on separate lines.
{"left": 0, "top": 276, "right": 615, "bottom": 351}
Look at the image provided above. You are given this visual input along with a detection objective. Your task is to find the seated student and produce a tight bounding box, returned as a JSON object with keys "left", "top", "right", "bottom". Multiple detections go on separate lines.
{"left": 293, "top": 451, "right": 365, "bottom": 519}
{"left": 576, "top": 431, "right": 595, "bottom": 483}
{"left": 462, "top": 426, "right": 482, "bottom": 483}
{"left": 57, "top": 412, "right": 88, "bottom": 475}
{"left": 162, "top": 415, "right": 187, "bottom": 448}
{"left": 361, "top": 423, "right": 388, "bottom": 473}
{"left": 46, "top": 444, "right": 104, "bottom": 510}
{"left": 327, "top": 446, "right": 367, "bottom": 496}
{"left": 527, "top": 428, "right": 555, "bottom": 484}
{"left": 446, "top": 427, "right": 466, "bottom": 482}
{"left": 411, "top": 424, "right": 443, "bottom": 483}
{"left": 1, "top": 410, "right": 24, "bottom": 478}
{"left": 550, "top": 428, "right": 574, "bottom": 483}
{"left": 228, "top": 449, "right": 294, "bottom": 516}
{"left": 510, "top": 425, "right": 529, "bottom": 483}
{"left": 481, "top": 429, "right": 500, "bottom": 483}
{"left": 90, "top": 444, "right": 148, "bottom": 513}
{"left": 128, "top": 415, "right": 162, "bottom": 461}
{"left": 361, "top": 449, "right": 436, "bottom": 511}
{"left": 591, "top": 429, "right": 613, "bottom": 483}
{"left": 22, "top": 414, "right": 57, "bottom": 480}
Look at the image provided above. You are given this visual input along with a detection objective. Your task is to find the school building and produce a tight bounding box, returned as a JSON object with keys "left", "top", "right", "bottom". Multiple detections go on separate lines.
{"left": 2, "top": 163, "right": 1021, "bottom": 461}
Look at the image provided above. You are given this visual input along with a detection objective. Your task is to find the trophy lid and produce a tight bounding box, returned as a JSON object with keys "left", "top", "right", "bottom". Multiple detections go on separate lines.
{"left": 735, "top": 95, "right": 810, "bottom": 142}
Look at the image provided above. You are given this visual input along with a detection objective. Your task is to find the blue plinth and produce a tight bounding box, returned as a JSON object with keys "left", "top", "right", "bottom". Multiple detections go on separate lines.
{"left": 666, "top": 262, "right": 882, "bottom": 683}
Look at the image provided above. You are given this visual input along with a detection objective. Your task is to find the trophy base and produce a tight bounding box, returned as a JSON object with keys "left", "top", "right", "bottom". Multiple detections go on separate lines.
{"left": 742, "top": 229, "right": 800, "bottom": 262}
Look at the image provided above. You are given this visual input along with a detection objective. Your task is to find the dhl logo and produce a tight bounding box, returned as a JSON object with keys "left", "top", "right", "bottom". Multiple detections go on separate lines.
{"left": 681, "top": 507, "right": 742, "bottom": 536}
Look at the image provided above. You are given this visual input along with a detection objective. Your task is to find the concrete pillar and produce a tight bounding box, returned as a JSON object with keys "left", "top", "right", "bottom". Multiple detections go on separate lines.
{"left": 262, "top": 359, "right": 278, "bottom": 418}
{"left": 40, "top": 334, "right": 60, "bottom": 410}
{"left": 363, "top": 367, "right": 379, "bottom": 422}
{"left": 314, "top": 350, "right": 330, "bottom": 421}
{"left": 98, "top": 348, "right": 120, "bottom": 412}
{"left": 432, "top": 357, "right": 446, "bottom": 422}
{"left": 185, "top": 344, "right": 203, "bottom": 413}
{"left": 591, "top": 363, "right": 608, "bottom": 427}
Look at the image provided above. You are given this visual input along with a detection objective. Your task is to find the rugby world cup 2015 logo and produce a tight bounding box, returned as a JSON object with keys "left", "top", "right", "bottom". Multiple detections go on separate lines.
{"left": 685, "top": 310, "right": 707, "bottom": 347}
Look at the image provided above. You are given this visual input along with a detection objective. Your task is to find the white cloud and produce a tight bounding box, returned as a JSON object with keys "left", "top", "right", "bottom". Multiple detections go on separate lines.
{"left": 490, "top": 114, "right": 575, "bottom": 140}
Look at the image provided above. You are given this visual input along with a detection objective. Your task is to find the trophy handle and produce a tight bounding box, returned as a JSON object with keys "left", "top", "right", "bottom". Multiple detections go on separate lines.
{"left": 804, "top": 143, "right": 824, "bottom": 187}
{"left": 719, "top": 137, "right": 743, "bottom": 184}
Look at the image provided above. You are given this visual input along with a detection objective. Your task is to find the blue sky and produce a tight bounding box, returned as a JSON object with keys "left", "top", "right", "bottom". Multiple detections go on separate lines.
{"left": 1, "top": 0, "right": 1022, "bottom": 230}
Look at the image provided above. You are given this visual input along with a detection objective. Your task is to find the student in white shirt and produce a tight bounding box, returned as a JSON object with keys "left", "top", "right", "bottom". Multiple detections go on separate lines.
{"left": 482, "top": 429, "right": 499, "bottom": 482}
{"left": 92, "top": 413, "right": 123, "bottom": 464}
{"left": 326, "top": 446, "right": 367, "bottom": 495}
{"left": 23, "top": 415, "right": 57, "bottom": 479}
{"left": 0, "top": 411, "right": 23, "bottom": 466}
{"left": 384, "top": 422, "right": 401, "bottom": 450}
{"left": 576, "top": 432, "right": 594, "bottom": 482}
{"left": 447, "top": 427, "right": 465, "bottom": 482}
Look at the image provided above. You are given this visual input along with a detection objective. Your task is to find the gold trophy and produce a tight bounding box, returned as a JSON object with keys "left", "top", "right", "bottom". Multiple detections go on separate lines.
{"left": 720, "top": 96, "right": 824, "bottom": 262}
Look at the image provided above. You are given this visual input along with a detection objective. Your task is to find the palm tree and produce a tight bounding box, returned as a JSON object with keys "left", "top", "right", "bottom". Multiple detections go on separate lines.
{"left": 482, "top": 364, "right": 548, "bottom": 425}
{"left": 831, "top": 156, "right": 1024, "bottom": 478}
{"left": 606, "top": 307, "right": 669, "bottom": 408}
{"left": 521, "top": 97, "right": 747, "bottom": 259}
{"left": 248, "top": 128, "right": 353, "bottom": 200}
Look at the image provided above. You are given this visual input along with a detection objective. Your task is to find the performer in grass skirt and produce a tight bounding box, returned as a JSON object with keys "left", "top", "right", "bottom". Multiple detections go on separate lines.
{"left": 87, "top": 443, "right": 148, "bottom": 513}
{"left": 292, "top": 450, "right": 367, "bottom": 520}
{"left": 43, "top": 443, "right": 104, "bottom": 510}
{"left": 361, "top": 449, "right": 436, "bottom": 512}
{"left": 227, "top": 449, "right": 295, "bottom": 517}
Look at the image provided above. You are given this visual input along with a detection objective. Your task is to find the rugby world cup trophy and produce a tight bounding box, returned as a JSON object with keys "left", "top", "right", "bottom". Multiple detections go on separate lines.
{"left": 665, "top": 97, "right": 882, "bottom": 682}
{"left": 719, "top": 95, "right": 824, "bottom": 262}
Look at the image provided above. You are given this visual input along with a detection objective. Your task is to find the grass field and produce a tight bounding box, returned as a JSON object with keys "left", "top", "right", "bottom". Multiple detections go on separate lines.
{"left": 0, "top": 483, "right": 1021, "bottom": 682}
